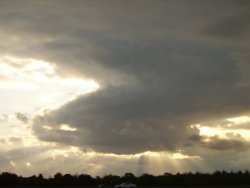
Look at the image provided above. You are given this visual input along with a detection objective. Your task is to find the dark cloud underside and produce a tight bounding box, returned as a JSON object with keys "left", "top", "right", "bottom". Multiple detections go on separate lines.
{"left": 0, "top": 0, "right": 250, "bottom": 154}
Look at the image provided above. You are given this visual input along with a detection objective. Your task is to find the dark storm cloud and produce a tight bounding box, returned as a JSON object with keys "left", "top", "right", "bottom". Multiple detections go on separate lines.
{"left": 203, "top": 7, "right": 250, "bottom": 40}
{"left": 32, "top": 70, "right": 250, "bottom": 154}
{"left": 31, "top": 35, "right": 250, "bottom": 154}
{"left": 1, "top": 0, "right": 250, "bottom": 154}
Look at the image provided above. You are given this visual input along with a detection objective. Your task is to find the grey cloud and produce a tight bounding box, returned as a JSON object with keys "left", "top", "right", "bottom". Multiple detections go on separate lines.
{"left": 202, "top": 6, "right": 250, "bottom": 41}
{"left": 28, "top": 1, "right": 250, "bottom": 154}
{"left": 0, "top": 0, "right": 242, "bottom": 82}
{"left": 32, "top": 69, "right": 250, "bottom": 154}
{"left": 205, "top": 138, "right": 249, "bottom": 151}
{"left": 1, "top": 1, "right": 250, "bottom": 155}
{"left": 186, "top": 134, "right": 249, "bottom": 153}
{"left": 33, "top": 103, "right": 195, "bottom": 154}
{"left": 16, "top": 113, "right": 28, "bottom": 123}
{"left": 233, "top": 53, "right": 250, "bottom": 87}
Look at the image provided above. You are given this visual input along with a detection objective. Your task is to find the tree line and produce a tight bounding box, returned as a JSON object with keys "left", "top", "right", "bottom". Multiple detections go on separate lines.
{"left": 1, "top": 171, "right": 250, "bottom": 186}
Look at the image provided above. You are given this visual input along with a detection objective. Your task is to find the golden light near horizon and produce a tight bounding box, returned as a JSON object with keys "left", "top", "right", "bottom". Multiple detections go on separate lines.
{"left": 3, "top": 134, "right": 206, "bottom": 176}
{"left": 191, "top": 115, "right": 250, "bottom": 140}
{"left": 172, "top": 152, "right": 201, "bottom": 160}
{"left": 73, "top": 150, "right": 204, "bottom": 175}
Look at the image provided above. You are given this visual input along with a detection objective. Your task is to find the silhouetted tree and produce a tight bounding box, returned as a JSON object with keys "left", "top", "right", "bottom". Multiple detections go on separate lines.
{"left": 78, "top": 173, "right": 96, "bottom": 186}
{"left": 122, "top": 172, "right": 136, "bottom": 183}
{"left": 102, "top": 174, "right": 121, "bottom": 185}
{"left": 1, "top": 170, "right": 250, "bottom": 186}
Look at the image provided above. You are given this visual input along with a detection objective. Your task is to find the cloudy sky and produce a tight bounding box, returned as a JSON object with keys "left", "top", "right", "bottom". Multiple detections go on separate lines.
{"left": 1, "top": 0, "right": 250, "bottom": 177}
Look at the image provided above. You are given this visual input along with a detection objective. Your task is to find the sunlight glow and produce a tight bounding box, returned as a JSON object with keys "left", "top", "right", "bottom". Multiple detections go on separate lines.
{"left": 193, "top": 115, "right": 250, "bottom": 140}
{"left": 60, "top": 124, "right": 77, "bottom": 132}
{"left": 26, "top": 162, "right": 31, "bottom": 167}
{"left": 0, "top": 55, "right": 99, "bottom": 91}
{"left": 198, "top": 125, "right": 250, "bottom": 139}
{"left": 173, "top": 152, "right": 201, "bottom": 160}
{"left": 2, "top": 139, "right": 206, "bottom": 176}
{"left": 51, "top": 146, "right": 82, "bottom": 159}
{"left": 43, "top": 125, "right": 53, "bottom": 130}
{"left": 0, "top": 55, "right": 99, "bottom": 114}
{"left": 199, "top": 126, "right": 223, "bottom": 137}
{"left": 227, "top": 116, "right": 250, "bottom": 125}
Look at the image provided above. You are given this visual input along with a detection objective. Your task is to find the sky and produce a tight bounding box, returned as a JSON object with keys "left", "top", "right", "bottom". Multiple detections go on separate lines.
{"left": 1, "top": 0, "right": 250, "bottom": 177}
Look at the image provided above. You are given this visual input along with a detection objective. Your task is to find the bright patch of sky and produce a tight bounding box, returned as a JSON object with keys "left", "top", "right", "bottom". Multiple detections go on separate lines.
{"left": 173, "top": 152, "right": 201, "bottom": 160}
{"left": 60, "top": 124, "right": 77, "bottom": 132}
{"left": 0, "top": 56, "right": 99, "bottom": 114}
{"left": 0, "top": 55, "right": 99, "bottom": 137}
{"left": 191, "top": 115, "right": 250, "bottom": 140}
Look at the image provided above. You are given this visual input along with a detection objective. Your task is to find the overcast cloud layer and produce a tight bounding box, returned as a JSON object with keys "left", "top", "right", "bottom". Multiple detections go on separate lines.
{"left": 1, "top": 0, "right": 250, "bottom": 174}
